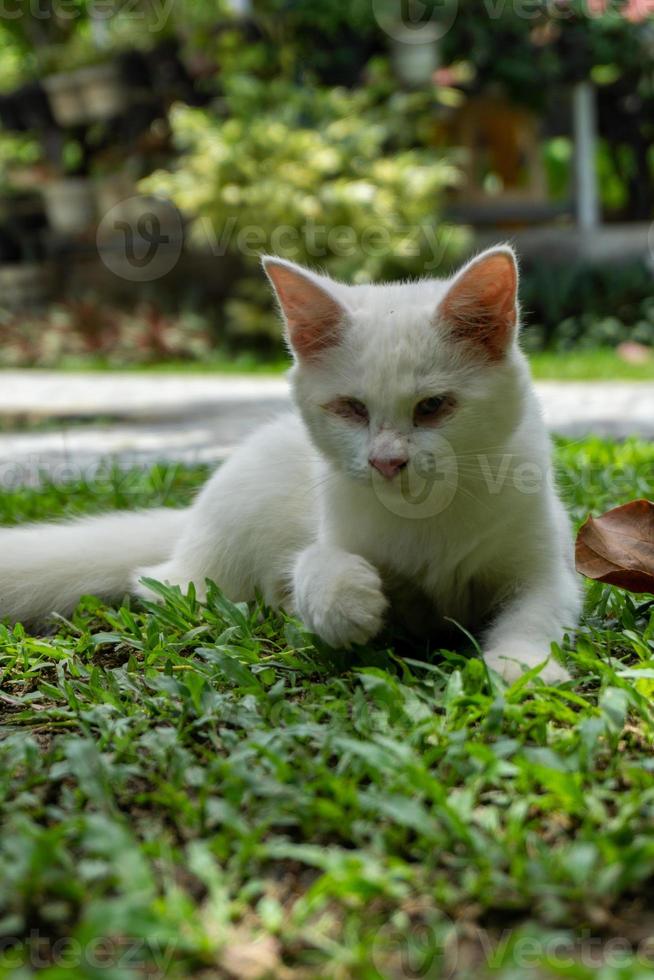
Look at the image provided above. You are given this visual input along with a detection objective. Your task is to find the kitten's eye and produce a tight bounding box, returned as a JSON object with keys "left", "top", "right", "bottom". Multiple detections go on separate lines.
{"left": 414, "top": 396, "right": 450, "bottom": 425}
{"left": 325, "top": 397, "right": 369, "bottom": 423}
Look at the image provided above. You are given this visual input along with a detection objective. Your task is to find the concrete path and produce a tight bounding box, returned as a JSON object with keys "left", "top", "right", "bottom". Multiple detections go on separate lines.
{"left": 0, "top": 372, "right": 288, "bottom": 419}
{"left": 0, "top": 371, "right": 651, "bottom": 488}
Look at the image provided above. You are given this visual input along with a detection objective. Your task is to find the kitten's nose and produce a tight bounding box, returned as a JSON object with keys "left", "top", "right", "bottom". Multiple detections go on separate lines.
{"left": 369, "top": 455, "right": 408, "bottom": 480}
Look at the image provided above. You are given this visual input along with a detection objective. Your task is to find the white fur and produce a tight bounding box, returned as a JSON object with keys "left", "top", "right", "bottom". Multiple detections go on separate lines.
{"left": 0, "top": 508, "right": 186, "bottom": 625}
{"left": 0, "top": 247, "right": 581, "bottom": 681}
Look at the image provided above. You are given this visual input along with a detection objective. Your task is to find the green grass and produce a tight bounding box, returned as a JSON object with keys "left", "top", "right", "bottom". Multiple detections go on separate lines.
{"left": 1, "top": 438, "right": 654, "bottom": 979}
{"left": 529, "top": 348, "right": 654, "bottom": 381}
{"left": 41, "top": 352, "right": 291, "bottom": 375}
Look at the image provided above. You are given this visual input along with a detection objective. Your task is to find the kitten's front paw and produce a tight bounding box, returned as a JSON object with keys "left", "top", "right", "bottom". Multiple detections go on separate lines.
{"left": 294, "top": 548, "right": 387, "bottom": 649}
{"left": 484, "top": 643, "right": 570, "bottom": 684}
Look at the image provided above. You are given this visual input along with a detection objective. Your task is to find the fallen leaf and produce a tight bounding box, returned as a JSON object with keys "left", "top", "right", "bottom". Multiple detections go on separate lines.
{"left": 575, "top": 499, "right": 654, "bottom": 594}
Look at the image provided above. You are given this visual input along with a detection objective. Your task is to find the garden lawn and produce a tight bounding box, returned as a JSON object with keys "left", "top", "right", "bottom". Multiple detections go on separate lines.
{"left": 1, "top": 437, "right": 654, "bottom": 979}
{"left": 30, "top": 346, "right": 654, "bottom": 381}
{"left": 528, "top": 349, "right": 654, "bottom": 382}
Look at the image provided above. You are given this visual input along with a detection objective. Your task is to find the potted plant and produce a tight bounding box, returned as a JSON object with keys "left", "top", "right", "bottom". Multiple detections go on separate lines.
{"left": 43, "top": 175, "right": 97, "bottom": 234}
{"left": 42, "top": 35, "right": 131, "bottom": 126}
{"left": 44, "top": 61, "right": 131, "bottom": 126}
{"left": 76, "top": 60, "right": 131, "bottom": 122}
{"left": 41, "top": 139, "right": 97, "bottom": 235}
{"left": 42, "top": 70, "right": 87, "bottom": 127}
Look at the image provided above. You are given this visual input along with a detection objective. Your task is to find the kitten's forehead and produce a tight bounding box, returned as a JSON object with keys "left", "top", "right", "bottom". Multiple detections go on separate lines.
{"left": 339, "top": 280, "right": 455, "bottom": 385}
{"left": 336, "top": 278, "right": 453, "bottom": 370}
{"left": 292, "top": 273, "right": 494, "bottom": 402}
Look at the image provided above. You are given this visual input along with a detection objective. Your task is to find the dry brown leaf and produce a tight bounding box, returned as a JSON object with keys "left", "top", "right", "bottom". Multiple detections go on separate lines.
{"left": 575, "top": 498, "right": 654, "bottom": 594}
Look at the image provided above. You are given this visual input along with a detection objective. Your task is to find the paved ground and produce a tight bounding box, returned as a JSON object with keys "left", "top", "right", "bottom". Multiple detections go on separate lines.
{"left": 0, "top": 371, "right": 652, "bottom": 488}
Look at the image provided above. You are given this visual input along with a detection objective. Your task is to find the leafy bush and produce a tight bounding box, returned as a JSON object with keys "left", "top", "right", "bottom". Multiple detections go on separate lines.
{"left": 142, "top": 74, "right": 467, "bottom": 340}
{"left": 520, "top": 260, "right": 654, "bottom": 351}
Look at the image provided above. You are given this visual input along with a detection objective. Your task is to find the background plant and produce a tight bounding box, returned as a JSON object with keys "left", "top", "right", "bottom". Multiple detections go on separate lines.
{"left": 0, "top": 301, "right": 214, "bottom": 367}
{"left": 144, "top": 73, "right": 466, "bottom": 341}
{"left": 520, "top": 259, "right": 654, "bottom": 351}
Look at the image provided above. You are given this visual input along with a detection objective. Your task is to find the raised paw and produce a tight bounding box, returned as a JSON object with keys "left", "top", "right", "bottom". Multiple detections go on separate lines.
{"left": 293, "top": 547, "right": 387, "bottom": 649}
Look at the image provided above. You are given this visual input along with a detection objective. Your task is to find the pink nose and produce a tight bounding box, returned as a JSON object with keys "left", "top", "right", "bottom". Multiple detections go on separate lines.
{"left": 369, "top": 456, "right": 408, "bottom": 480}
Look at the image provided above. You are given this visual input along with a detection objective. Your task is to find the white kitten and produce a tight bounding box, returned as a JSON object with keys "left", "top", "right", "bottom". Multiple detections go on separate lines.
{"left": 0, "top": 246, "right": 580, "bottom": 681}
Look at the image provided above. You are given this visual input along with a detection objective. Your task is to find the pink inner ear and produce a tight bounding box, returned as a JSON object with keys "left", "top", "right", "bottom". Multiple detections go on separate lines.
{"left": 439, "top": 252, "right": 517, "bottom": 361}
{"left": 264, "top": 261, "right": 344, "bottom": 361}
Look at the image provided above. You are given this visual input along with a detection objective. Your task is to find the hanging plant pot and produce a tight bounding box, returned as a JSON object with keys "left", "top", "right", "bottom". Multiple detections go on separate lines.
{"left": 45, "top": 61, "right": 130, "bottom": 126}
{"left": 42, "top": 178, "right": 97, "bottom": 235}
{"left": 392, "top": 33, "right": 439, "bottom": 87}
{"left": 0, "top": 261, "right": 53, "bottom": 311}
{"left": 43, "top": 71, "right": 87, "bottom": 126}
{"left": 76, "top": 62, "right": 130, "bottom": 121}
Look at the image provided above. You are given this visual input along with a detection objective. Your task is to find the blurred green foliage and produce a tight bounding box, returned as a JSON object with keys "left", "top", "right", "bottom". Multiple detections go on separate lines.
{"left": 143, "top": 70, "right": 467, "bottom": 340}
{"left": 439, "top": 0, "right": 654, "bottom": 107}
{"left": 520, "top": 260, "right": 654, "bottom": 351}
{"left": 0, "top": 0, "right": 651, "bottom": 347}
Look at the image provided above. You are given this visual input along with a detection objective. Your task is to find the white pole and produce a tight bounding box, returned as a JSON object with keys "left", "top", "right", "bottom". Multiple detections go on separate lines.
{"left": 572, "top": 81, "right": 600, "bottom": 232}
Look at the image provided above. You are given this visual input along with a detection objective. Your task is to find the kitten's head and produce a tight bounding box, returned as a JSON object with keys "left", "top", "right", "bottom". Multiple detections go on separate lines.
{"left": 263, "top": 247, "right": 527, "bottom": 489}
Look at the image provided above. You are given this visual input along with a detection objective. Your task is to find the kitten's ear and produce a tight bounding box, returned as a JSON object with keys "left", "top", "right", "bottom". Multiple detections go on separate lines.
{"left": 262, "top": 256, "right": 347, "bottom": 361}
{"left": 436, "top": 246, "right": 518, "bottom": 361}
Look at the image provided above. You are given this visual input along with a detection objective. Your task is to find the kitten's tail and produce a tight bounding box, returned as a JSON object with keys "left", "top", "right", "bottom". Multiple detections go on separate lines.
{"left": 0, "top": 507, "right": 189, "bottom": 626}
